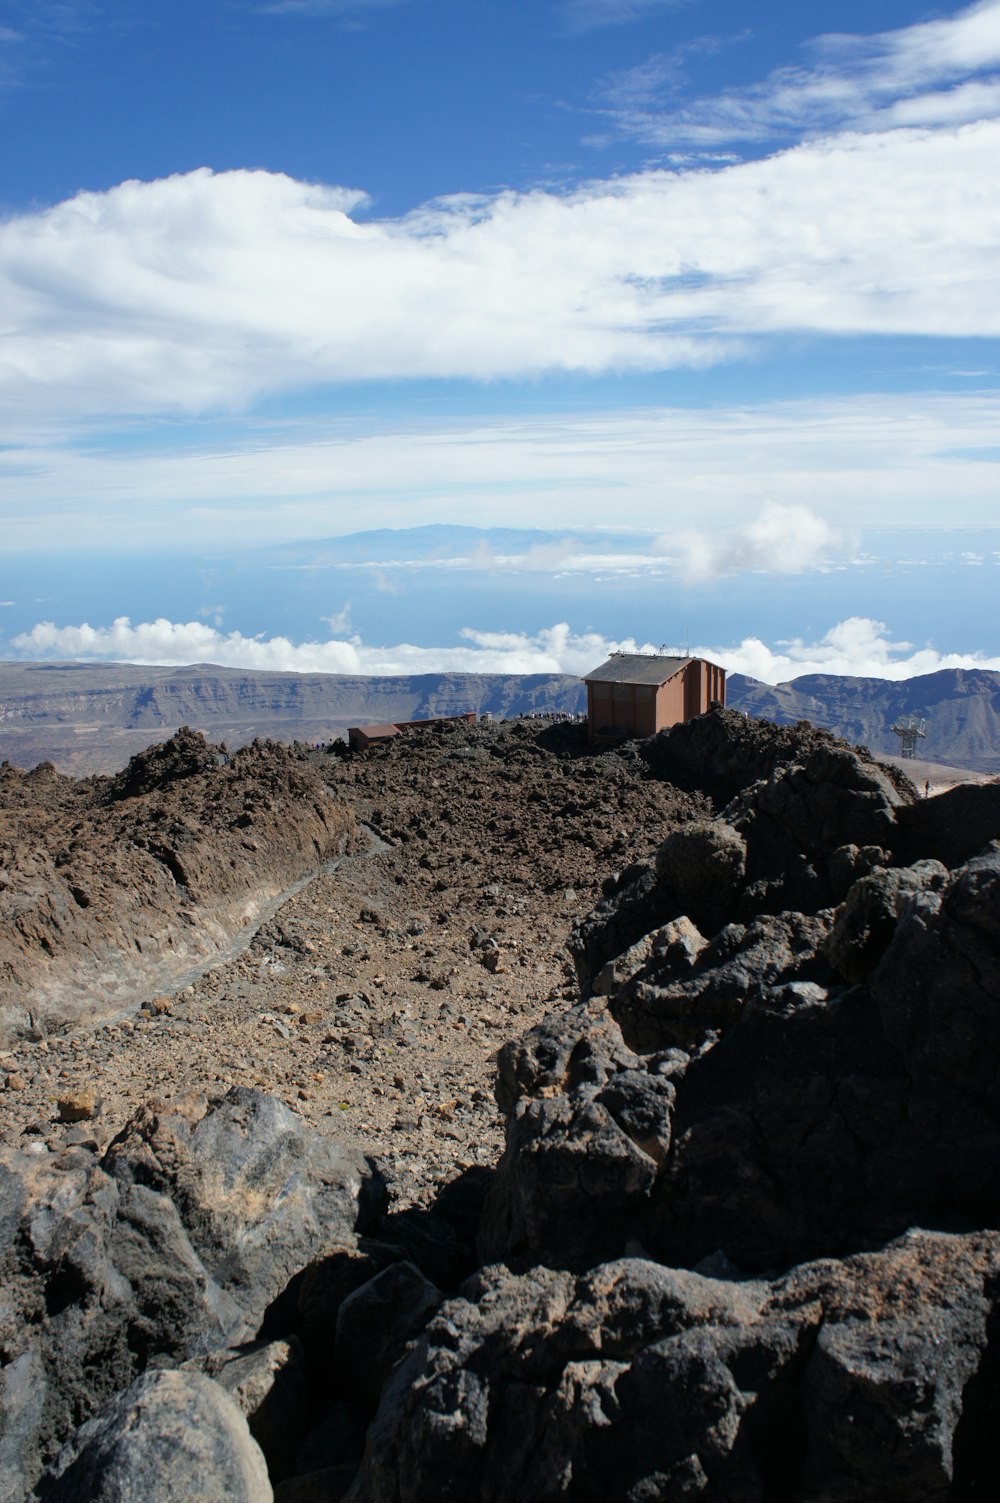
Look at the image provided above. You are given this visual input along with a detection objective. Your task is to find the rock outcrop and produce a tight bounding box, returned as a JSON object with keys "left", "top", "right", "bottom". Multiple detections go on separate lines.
{"left": 0, "top": 661, "right": 586, "bottom": 775}
{"left": 0, "top": 730, "right": 353, "bottom": 1041}
{"left": 0, "top": 1087, "right": 379, "bottom": 1501}
{"left": 728, "top": 664, "right": 1000, "bottom": 774}
{"left": 348, "top": 1232, "right": 1000, "bottom": 1503}
{"left": 482, "top": 714, "right": 1000, "bottom": 1276}
{"left": 34, "top": 1371, "right": 274, "bottom": 1503}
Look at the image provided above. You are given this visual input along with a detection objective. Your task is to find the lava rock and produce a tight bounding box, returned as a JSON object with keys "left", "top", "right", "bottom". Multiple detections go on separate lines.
{"left": 184, "top": 1339, "right": 309, "bottom": 1480}
{"left": 336, "top": 1262, "right": 443, "bottom": 1404}
{"left": 653, "top": 821, "right": 746, "bottom": 935}
{"left": 0, "top": 1089, "right": 377, "bottom": 1500}
{"left": 823, "top": 858, "right": 948, "bottom": 984}
{"left": 33, "top": 1369, "right": 273, "bottom": 1502}
{"left": 347, "top": 1232, "right": 1000, "bottom": 1503}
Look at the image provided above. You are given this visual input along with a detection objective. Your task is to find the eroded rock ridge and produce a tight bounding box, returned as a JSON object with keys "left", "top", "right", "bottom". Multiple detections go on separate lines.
{"left": 0, "top": 729, "right": 353, "bottom": 1041}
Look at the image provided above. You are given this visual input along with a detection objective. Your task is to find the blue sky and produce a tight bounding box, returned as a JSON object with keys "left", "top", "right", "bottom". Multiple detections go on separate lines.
{"left": 1, "top": 0, "right": 999, "bottom": 682}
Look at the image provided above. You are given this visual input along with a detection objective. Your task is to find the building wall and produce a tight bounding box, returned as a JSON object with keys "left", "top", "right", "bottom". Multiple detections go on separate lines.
{"left": 588, "top": 660, "right": 726, "bottom": 742}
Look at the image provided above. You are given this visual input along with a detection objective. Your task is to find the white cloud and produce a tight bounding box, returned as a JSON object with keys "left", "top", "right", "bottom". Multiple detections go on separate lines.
{"left": 658, "top": 503, "right": 849, "bottom": 583}
{"left": 561, "top": 0, "right": 689, "bottom": 35}
{"left": 599, "top": 0, "right": 1000, "bottom": 145}
{"left": 331, "top": 506, "right": 848, "bottom": 582}
{"left": 12, "top": 614, "right": 1000, "bottom": 684}
{"left": 9, "top": 616, "right": 624, "bottom": 676}
{"left": 2, "top": 109, "right": 1000, "bottom": 426}
{"left": 321, "top": 603, "right": 353, "bottom": 633}
{"left": 716, "top": 616, "right": 1000, "bottom": 682}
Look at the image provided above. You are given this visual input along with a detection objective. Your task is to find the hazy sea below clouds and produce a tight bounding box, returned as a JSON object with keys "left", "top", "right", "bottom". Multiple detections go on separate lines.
{"left": 2, "top": 525, "right": 999, "bottom": 667}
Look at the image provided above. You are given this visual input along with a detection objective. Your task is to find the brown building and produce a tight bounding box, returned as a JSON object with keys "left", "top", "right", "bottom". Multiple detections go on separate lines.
{"left": 348, "top": 712, "right": 476, "bottom": 751}
{"left": 584, "top": 653, "right": 725, "bottom": 744}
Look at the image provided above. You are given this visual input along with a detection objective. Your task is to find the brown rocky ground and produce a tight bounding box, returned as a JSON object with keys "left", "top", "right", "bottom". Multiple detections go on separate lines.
{"left": 8, "top": 709, "right": 1000, "bottom": 1502}
{"left": 0, "top": 716, "right": 705, "bottom": 1210}
{"left": 0, "top": 731, "right": 353, "bottom": 1042}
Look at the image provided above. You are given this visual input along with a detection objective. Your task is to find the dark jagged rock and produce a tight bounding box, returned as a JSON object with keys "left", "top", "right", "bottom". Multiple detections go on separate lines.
{"left": 653, "top": 820, "right": 746, "bottom": 934}
{"left": 591, "top": 914, "right": 707, "bottom": 1003}
{"left": 107, "top": 724, "right": 223, "bottom": 801}
{"left": 640, "top": 704, "right": 915, "bottom": 807}
{"left": 500, "top": 715, "right": 1000, "bottom": 1277}
{"left": 823, "top": 858, "right": 948, "bottom": 983}
{"left": 0, "top": 1089, "right": 377, "bottom": 1500}
{"left": 570, "top": 864, "right": 670, "bottom": 992}
{"left": 33, "top": 1369, "right": 272, "bottom": 1502}
{"left": 570, "top": 720, "right": 915, "bottom": 991}
{"left": 896, "top": 779, "right": 1000, "bottom": 869}
{"left": 6, "top": 705, "right": 1000, "bottom": 1503}
{"left": 335, "top": 1262, "right": 443, "bottom": 1405}
{"left": 610, "top": 909, "right": 834, "bottom": 1054}
{"left": 480, "top": 1005, "right": 682, "bottom": 1269}
{"left": 495, "top": 848, "right": 1000, "bottom": 1275}
{"left": 873, "top": 843, "right": 1000, "bottom": 1115}
{"left": 726, "top": 740, "right": 912, "bottom": 917}
{"left": 346, "top": 1233, "right": 1000, "bottom": 1503}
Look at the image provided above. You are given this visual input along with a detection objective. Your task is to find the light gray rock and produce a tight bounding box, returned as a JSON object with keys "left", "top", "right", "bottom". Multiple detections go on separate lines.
{"left": 0, "top": 1089, "right": 377, "bottom": 1501}
{"left": 611, "top": 909, "right": 834, "bottom": 1053}
{"left": 34, "top": 1369, "right": 273, "bottom": 1502}
{"left": 184, "top": 1339, "right": 309, "bottom": 1478}
{"left": 591, "top": 916, "right": 706, "bottom": 1000}
{"left": 103, "top": 1087, "right": 377, "bottom": 1332}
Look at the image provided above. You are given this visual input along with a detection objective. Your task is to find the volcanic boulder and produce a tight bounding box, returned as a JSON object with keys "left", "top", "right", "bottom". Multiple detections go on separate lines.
{"left": 346, "top": 1233, "right": 1000, "bottom": 1503}
{"left": 0, "top": 1088, "right": 379, "bottom": 1501}
{"left": 33, "top": 1370, "right": 273, "bottom": 1503}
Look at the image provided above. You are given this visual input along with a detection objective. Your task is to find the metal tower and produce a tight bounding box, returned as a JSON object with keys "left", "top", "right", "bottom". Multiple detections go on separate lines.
{"left": 890, "top": 714, "right": 927, "bottom": 759}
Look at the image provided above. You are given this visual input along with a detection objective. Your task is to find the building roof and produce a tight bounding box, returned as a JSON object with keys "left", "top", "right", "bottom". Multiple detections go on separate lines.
{"left": 584, "top": 654, "right": 691, "bottom": 686}
{"left": 350, "top": 723, "right": 402, "bottom": 739}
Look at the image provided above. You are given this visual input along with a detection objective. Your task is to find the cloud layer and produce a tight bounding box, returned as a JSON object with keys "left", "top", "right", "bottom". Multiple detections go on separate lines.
{"left": 12, "top": 614, "right": 1000, "bottom": 684}
{"left": 5, "top": 392, "right": 997, "bottom": 549}
{"left": 2, "top": 110, "right": 999, "bottom": 423}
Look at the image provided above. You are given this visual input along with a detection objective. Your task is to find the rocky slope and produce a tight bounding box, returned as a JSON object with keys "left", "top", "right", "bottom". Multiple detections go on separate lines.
{"left": 3, "top": 709, "right": 1000, "bottom": 1501}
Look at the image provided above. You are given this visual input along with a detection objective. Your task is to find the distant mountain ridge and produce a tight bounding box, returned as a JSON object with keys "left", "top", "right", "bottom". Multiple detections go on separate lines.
{"left": 727, "top": 666, "right": 1000, "bottom": 774}
{"left": 0, "top": 661, "right": 586, "bottom": 773}
{"left": 1, "top": 660, "right": 998, "bottom": 774}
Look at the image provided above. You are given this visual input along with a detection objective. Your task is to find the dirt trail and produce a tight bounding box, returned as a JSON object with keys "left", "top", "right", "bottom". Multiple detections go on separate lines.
{"left": 0, "top": 717, "right": 704, "bottom": 1208}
